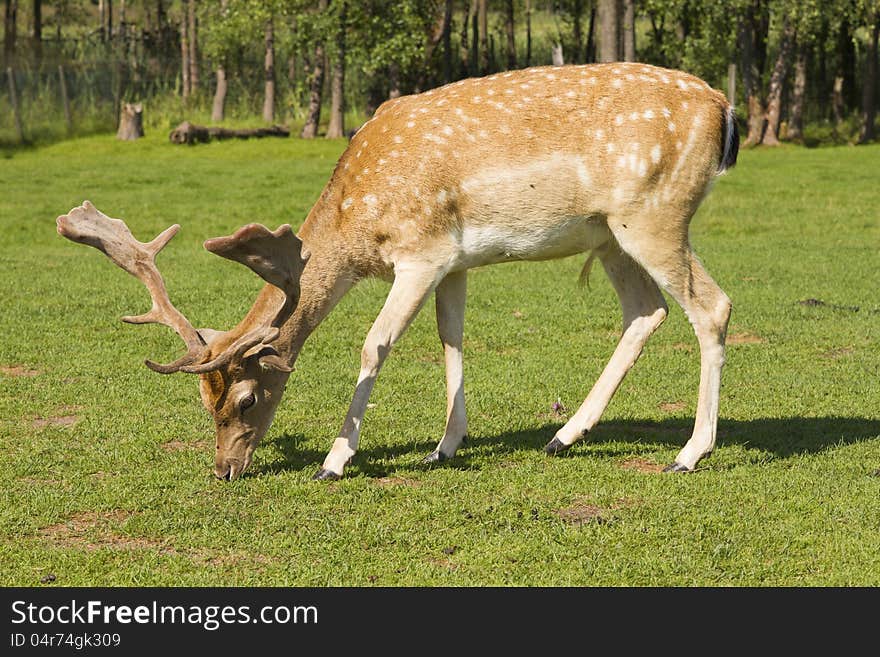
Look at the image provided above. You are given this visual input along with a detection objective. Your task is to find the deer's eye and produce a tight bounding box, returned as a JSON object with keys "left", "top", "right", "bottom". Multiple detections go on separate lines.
{"left": 239, "top": 392, "right": 256, "bottom": 412}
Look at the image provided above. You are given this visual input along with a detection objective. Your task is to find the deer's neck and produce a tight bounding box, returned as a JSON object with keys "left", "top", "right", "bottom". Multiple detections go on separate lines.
{"left": 278, "top": 245, "right": 356, "bottom": 362}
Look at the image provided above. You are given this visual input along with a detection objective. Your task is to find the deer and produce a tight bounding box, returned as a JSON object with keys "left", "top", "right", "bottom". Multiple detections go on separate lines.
{"left": 57, "top": 62, "right": 739, "bottom": 482}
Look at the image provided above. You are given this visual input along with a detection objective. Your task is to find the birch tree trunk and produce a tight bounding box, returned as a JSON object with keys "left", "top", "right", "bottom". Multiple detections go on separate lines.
{"left": 262, "top": 17, "right": 275, "bottom": 124}
{"left": 787, "top": 43, "right": 807, "bottom": 142}
{"left": 300, "top": 0, "right": 328, "bottom": 138}
{"left": 326, "top": 1, "right": 347, "bottom": 139}
{"left": 761, "top": 16, "right": 795, "bottom": 145}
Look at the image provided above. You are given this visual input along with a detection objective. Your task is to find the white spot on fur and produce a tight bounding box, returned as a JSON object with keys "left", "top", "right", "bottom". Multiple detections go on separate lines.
{"left": 637, "top": 159, "right": 648, "bottom": 177}
{"left": 612, "top": 78, "right": 622, "bottom": 89}
{"left": 406, "top": 121, "right": 415, "bottom": 128}
{"left": 607, "top": 142, "right": 616, "bottom": 153}
{"left": 442, "top": 126, "right": 453, "bottom": 136}
{"left": 650, "top": 144, "right": 662, "bottom": 163}
{"left": 643, "top": 109, "right": 655, "bottom": 120}
{"left": 436, "top": 190, "right": 448, "bottom": 204}
{"left": 566, "top": 90, "right": 576, "bottom": 98}
{"left": 668, "top": 122, "right": 676, "bottom": 132}
{"left": 662, "top": 107, "right": 672, "bottom": 118}
{"left": 677, "top": 79, "right": 688, "bottom": 90}
{"left": 363, "top": 194, "right": 378, "bottom": 205}
{"left": 341, "top": 198, "right": 353, "bottom": 210}
{"left": 615, "top": 114, "right": 624, "bottom": 126}
{"left": 629, "top": 112, "right": 639, "bottom": 121}
{"left": 393, "top": 135, "right": 403, "bottom": 143}
{"left": 595, "top": 129, "right": 605, "bottom": 140}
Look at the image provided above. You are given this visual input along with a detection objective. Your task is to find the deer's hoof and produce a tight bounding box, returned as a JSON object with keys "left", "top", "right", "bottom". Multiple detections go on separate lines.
{"left": 544, "top": 437, "right": 570, "bottom": 456}
{"left": 312, "top": 468, "right": 341, "bottom": 481}
{"left": 662, "top": 462, "right": 692, "bottom": 473}
{"left": 422, "top": 450, "right": 448, "bottom": 465}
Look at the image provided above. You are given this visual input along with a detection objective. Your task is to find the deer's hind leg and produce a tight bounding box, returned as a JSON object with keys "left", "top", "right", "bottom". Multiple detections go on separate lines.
{"left": 424, "top": 270, "right": 468, "bottom": 464}
{"left": 607, "top": 213, "right": 731, "bottom": 472}
{"left": 545, "top": 242, "right": 668, "bottom": 454}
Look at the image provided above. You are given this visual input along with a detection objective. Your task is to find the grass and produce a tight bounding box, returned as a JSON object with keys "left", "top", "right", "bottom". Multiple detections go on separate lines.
{"left": 1, "top": 133, "right": 879, "bottom": 587}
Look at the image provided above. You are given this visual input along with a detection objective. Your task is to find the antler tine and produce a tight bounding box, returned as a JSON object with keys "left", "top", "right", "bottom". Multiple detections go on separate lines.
{"left": 56, "top": 201, "right": 208, "bottom": 372}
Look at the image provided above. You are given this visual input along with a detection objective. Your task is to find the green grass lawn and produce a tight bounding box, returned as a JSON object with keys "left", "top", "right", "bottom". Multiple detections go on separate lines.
{"left": 1, "top": 134, "right": 878, "bottom": 586}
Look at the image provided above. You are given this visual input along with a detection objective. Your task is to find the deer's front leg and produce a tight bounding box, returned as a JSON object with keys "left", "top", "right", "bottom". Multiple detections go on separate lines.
{"left": 424, "top": 270, "right": 468, "bottom": 464}
{"left": 314, "top": 265, "right": 444, "bottom": 480}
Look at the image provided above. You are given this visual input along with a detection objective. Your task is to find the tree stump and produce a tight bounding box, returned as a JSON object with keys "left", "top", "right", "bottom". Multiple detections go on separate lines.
{"left": 117, "top": 103, "right": 145, "bottom": 141}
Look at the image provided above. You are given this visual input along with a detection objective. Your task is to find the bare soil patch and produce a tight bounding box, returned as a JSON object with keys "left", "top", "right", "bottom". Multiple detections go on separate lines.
{"left": 619, "top": 457, "right": 665, "bottom": 474}
{"left": 659, "top": 401, "right": 687, "bottom": 412}
{"left": 39, "top": 510, "right": 175, "bottom": 554}
{"left": 727, "top": 332, "right": 765, "bottom": 345}
{"left": 0, "top": 365, "right": 40, "bottom": 377}
{"left": 32, "top": 415, "right": 78, "bottom": 429}
{"left": 821, "top": 347, "right": 854, "bottom": 360}
{"left": 374, "top": 476, "right": 421, "bottom": 488}
{"left": 554, "top": 502, "right": 607, "bottom": 525}
{"left": 160, "top": 439, "right": 211, "bottom": 452}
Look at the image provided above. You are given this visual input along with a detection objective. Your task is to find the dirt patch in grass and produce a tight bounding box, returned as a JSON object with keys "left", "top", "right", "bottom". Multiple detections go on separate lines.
{"left": 554, "top": 501, "right": 608, "bottom": 525}
{"left": 160, "top": 439, "right": 211, "bottom": 452}
{"left": 619, "top": 457, "right": 665, "bottom": 474}
{"left": 727, "top": 332, "right": 765, "bottom": 345}
{"left": 32, "top": 415, "right": 78, "bottom": 429}
{"left": 0, "top": 365, "right": 40, "bottom": 377}
{"left": 39, "top": 510, "right": 176, "bottom": 554}
{"left": 821, "top": 347, "right": 854, "bottom": 360}
{"left": 659, "top": 401, "right": 687, "bottom": 412}
{"left": 374, "top": 476, "right": 421, "bottom": 488}
{"left": 429, "top": 558, "right": 459, "bottom": 570}
{"left": 671, "top": 342, "right": 693, "bottom": 352}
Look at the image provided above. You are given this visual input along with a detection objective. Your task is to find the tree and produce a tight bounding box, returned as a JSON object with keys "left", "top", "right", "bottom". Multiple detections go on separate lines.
{"left": 478, "top": 0, "right": 488, "bottom": 74}
{"left": 738, "top": 0, "right": 770, "bottom": 146}
{"left": 598, "top": 0, "right": 619, "bottom": 62}
{"left": 326, "top": 1, "right": 348, "bottom": 138}
{"left": 622, "top": 0, "right": 636, "bottom": 61}
{"left": 4, "top": 0, "right": 17, "bottom": 61}
{"left": 301, "top": 0, "right": 329, "bottom": 138}
{"left": 859, "top": 2, "right": 880, "bottom": 142}
{"left": 762, "top": 12, "right": 796, "bottom": 145}
{"left": 189, "top": 0, "right": 200, "bottom": 94}
{"left": 31, "top": 0, "right": 40, "bottom": 60}
{"left": 504, "top": 0, "right": 516, "bottom": 69}
{"left": 180, "top": 1, "right": 191, "bottom": 99}
{"left": 262, "top": 16, "right": 275, "bottom": 123}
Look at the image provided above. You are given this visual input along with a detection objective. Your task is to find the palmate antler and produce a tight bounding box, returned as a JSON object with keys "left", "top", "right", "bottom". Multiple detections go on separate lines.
{"left": 55, "top": 201, "right": 275, "bottom": 374}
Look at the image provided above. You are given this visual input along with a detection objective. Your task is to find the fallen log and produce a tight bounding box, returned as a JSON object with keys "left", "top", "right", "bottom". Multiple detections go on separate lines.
{"left": 169, "top": 121, "right": 290, "bottom": 145}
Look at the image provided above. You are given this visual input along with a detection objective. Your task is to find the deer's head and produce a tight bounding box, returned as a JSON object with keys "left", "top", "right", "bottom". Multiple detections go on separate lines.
{"left": 56, "top": 202, "right": 306, "bottom": 481}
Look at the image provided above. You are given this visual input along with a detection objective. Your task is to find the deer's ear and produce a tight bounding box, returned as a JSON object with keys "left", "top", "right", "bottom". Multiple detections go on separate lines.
{"left": 242, "top": 343, "right": 292, "bottom": 373}
{"left": 197, "top": 328, "right": 224, "bottom": 346}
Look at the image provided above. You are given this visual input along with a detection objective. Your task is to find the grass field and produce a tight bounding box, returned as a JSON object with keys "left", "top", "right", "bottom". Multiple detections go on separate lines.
{"left": 1, "top": 134, "right": 879, "bottom": 586}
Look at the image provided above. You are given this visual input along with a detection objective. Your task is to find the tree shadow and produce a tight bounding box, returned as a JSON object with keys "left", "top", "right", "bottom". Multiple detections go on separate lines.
{"left": 249, "top": 416, "right": 880, "bottom": 478}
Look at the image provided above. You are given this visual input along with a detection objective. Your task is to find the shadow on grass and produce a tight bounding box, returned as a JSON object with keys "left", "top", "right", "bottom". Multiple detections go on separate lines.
{"left": 250, "top": 416, "right": 880, "bottom": 478}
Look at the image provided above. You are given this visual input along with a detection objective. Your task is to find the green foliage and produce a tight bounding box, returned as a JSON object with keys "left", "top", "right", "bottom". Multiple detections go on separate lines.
{"left": 1, "top": 136, "right": 879, "bottom": 585}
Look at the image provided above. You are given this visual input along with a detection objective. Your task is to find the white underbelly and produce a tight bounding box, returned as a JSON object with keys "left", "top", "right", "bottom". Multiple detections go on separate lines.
{"left": 453, "top": 216, "right": 611, "bottom": 269}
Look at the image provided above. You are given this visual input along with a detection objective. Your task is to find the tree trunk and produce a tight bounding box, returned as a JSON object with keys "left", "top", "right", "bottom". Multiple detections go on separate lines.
{"left": 99, "top": 0, "right": 105, "bottom": 41}
{"left": 300, "top": 0, "right": 328, "bottom": 139}
{"left": 787, "top": 43, "right": 806, "bottom": 142}
{"left": 761, "top": 16, "right": 795, "bottom": 146}
{"left": 459, "top": 0, "right": 471, "bottom": 77}
{"left": 621, "top": 0, "right": 635, "bottom": 61}
{"left": 598, "top": 0, "right": 619, "bottom": 63}
{"left": 524, "top": 0, "right": 531, "bottom": 67}
{"left": 180, "top": 3, "right": 190, "bottom": 99}
{"left": 117, "top": 102, "right": 144, "bottom": 140}
{"left": 420, "top": 2, "right": 449, "bottom": 90}
{"left": 738, "top": 3, "right": 767, "bottom": 146}
{"left": 326, "top": 1, "right": 347, "bottom": 138}
{"left": 442, "top": 0, "right": 453, "bottom": 82}
{"left": 5, "top": 0, "right": 18, "bottom": 61}
{"left": 478, "top": 0, "right": 488, "bottom": 74}
{"left": 859, "top": 15, "right": 879, "bottom": 143}
{"left": 470, "top": 0, "right": 478, "bottom": 75}
{"left": 572, "top": 0, "right": 583, "bottom": 65}
{"left": 262, "top": 17, "right": 275, "bottom": 123}
{"left": 188, "top": 0, "right": 199, "bottom": 93}
{"left": 107, "top": 0, "right": 113, "bottom": 40}
{"left": 31, "top": 0, "right": 40, "bottom": 60}
{"left": 552, "top": 43, "right": 564, "bottom": 65}
{"left": 586, "top": 6, "right": 597, "bottom": 62}
{"left": 212, "top": 65, "right": 227, "bottom": 122}
{"left": 388, "top": 62, "right": 400, "bottom": 98}
{"left": 504, "top": 0, "right": 516, "bottom": 69}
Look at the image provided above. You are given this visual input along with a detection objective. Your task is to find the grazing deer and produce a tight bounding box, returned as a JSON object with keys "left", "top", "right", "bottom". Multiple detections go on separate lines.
{"left": 57, "top": 63, "right": 738, "bottom": 481}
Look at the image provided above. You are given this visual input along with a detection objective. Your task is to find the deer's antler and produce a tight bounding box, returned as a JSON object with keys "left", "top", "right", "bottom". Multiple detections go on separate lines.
{"left": 56, "top": 201, "right": 210, "bottom": 373}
